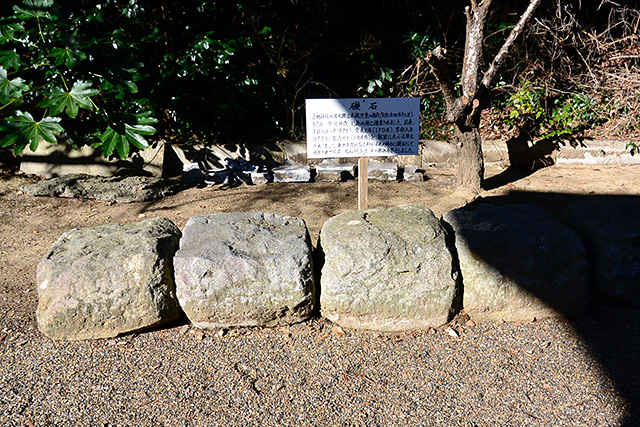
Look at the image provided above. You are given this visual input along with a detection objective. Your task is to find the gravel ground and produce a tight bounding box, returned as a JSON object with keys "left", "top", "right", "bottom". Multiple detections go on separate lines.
{"left": 1, "top": 309, "right": 639, "bottom": 426}
{"left": 1, "top": 166, "right": 640, "bottom": 426}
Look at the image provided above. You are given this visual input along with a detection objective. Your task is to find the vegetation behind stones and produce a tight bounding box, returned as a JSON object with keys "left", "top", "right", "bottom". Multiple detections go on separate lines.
{"left": 0, "top": 0, "right": 638, "bottom": 159}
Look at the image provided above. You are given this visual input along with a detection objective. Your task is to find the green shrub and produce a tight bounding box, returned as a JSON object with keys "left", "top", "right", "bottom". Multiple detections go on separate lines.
{"left": 0, "top": 0, "right": 157, "bottom": 158}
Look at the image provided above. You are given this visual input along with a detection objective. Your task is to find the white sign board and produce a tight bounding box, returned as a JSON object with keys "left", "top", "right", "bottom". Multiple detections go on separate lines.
{"left": 306, "top": 98, "right": 420, "bottom": 159}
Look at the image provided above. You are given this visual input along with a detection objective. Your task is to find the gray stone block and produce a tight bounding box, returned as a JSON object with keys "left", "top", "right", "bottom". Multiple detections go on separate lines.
{"left": 367, "top": 162, "right": 398, "bottom": 181}
{"left": 272, "top": 165, "right": 311, "bottom": 183}
{"left": 315, "top": 160, "right": 356, "bottom": 182}
{"left": 174, "top": 212, "right": 315, "bottom": 328}
{"left": 250, "top": 171, "right": 271, "bottom": 185}
{"left": 403, "top": 165, "right": 424, "bottom": 182}
{"left": 563, "top": 198, "right": 640, "bottom": 306}
{"left": 21, "top": 175, "right": 183, "bottom": 203}
{"left": 319, "top": 204, "right": 459, "bottom": 331}
{"left": 20, "top": 141, "right": 166, "bottom": 178}
{"left": 36, "top": 218, "right": 183, "bottom": 340}
{"left": 443, "top": 204, "right": 591, "bottom": 321}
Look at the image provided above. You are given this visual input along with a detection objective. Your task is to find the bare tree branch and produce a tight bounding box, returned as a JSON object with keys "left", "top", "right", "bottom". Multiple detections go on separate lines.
{"left": 461, "top": 0, "right": 492, "bottom": 99}
{"left": 425, "top": 47, "right": 464, "bottom": 122}
{"left": 481, "top": 0, "right": 543, "bottom": 89}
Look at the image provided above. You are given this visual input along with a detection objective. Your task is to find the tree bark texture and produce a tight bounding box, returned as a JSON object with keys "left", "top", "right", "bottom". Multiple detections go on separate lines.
{"left": 425, "top": 0, "right": 543, "bottom": 194}
{"left": 455, "top": 125, "right": 484, "bottom": 191}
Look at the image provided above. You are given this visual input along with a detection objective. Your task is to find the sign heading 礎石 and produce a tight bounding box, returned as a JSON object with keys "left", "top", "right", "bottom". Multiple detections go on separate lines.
{"left": 305, "top": 98, "right": 420, "bottom": 159}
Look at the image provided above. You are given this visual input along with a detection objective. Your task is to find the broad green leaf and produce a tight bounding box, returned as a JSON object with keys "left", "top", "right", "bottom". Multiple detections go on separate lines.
{"left": 0, "top": 131, "right": 21, "bottom": 148}
{"left": 2, "top": 111, "right": 62, "bottom": 153}
{"left": 120, "top": 80, "right": 138, "bottom": 94}
{"left": 98, "top": 126, "right": 122, "bottom": 157}
{"left": 0, "top": 51, "right": 23, "bottom": 70}
{"left": 0, "top": 67, "right": 29, "bottom": 104}
{"left": 24, "top": 0, "right": 54, "bottom": 7}
{"left": 116, "top": 137, "right": 130, "bottom": 158}
{"left": 0, "top": 23, "right": 25, "bottom": 44}
{"left": 13, "top": 0, "right": 54, "bottom": 20}
{"left": 13, "top": 5, "right": 54, "bottom": 21}
{"left": 49, "top": 47, "right": 86, "bottom": 68}
{"left": 97, "top": 115, "right": 156, "bottom": 158}
{"left": 39, "top": 80, "right": 97, "bottom": 118}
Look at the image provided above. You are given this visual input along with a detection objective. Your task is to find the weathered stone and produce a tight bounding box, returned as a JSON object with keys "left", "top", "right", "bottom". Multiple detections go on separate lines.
{"left": 20, "top": 141, "right": 166, "bottom": 178}
{"left": 403, "top": 165, "right": 424, "bottom": 182}
{"left": 21, "top": 174, "right": 183, "bottom": 203}
{"left": 272, "top": 164, "right": 311, "bottom": 183}
{"left": 250, "top": 171, "right": 271, "bottom": 185}
{"left": 36, "top": 218, "right": 182, "bottom": 340}
{"left": 443, "top": 204, "right": 590, "bottom": 321}
{"left": 319, "top": 204, "right": 459, "bottom": 331}
{"left": 315, "top": 160, "right": 356, "bottom": 182}
{"left": 563, "top": 198, "right": 640, "bottom": 306}
{"left": 174, "top": 212, "right": 315, "bottom": 328}
{"left": 421, "top": 140, "right": 458, "bottom": 166}
{"left": 367, "top": 162, "right": 398, "bottom": 181}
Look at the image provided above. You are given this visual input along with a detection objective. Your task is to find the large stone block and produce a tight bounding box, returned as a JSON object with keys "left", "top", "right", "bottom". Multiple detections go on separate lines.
{"left": 367, "top": 162, "right": 398, "bottom": 181}
{"left": 319, "top": 205, "right": 459, "bottom": 331}
{"left": 37, "top": 218, "right": 182, "bottom": 340}
{"left": 563, "top": 198, "right": 640, "bottom": 306}
{"left": 20, "top": 141, "right": 166, "bottom": 178}
{"left": 174, "top": 212, "right": 315, "bottom": 328}
{"left": 315, "top": 160, "right": 356, "bottom": 182}
{"left": 443, "top": 204, "right": 591, "bottom": 321}
{"left": 272, "top": 164, "right": 311, "bottom": 183}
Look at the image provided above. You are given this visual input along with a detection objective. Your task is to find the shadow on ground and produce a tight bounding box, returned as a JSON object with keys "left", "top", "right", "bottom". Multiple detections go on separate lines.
{"left": 461, "top": 190, "right": 640, "bottom": 425}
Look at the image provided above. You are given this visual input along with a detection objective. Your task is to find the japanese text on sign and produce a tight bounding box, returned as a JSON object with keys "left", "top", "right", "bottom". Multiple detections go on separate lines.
{"left": 306, "top": 98, "right": 420, "bottom": 159}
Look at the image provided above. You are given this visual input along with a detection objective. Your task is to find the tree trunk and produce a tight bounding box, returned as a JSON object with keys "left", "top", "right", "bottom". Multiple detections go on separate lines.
{"left": 455, "top": 124, "right": 484, "bottom": 192}
{"left": 425, "top": 0, "right": 543, "bottom": 193}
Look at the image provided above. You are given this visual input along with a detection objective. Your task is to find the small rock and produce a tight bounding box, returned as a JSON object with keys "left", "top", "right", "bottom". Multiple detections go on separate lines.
{"left": 250, "top": 171, "right": 271, "bottom": 185}
{"left": 445, "top": 326, "right": 459, "bottom": 338}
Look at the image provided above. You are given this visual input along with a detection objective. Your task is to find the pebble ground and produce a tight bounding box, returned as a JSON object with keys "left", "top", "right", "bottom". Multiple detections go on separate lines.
{"left": 1, "top": 307, "right": 639, "bottom": 426}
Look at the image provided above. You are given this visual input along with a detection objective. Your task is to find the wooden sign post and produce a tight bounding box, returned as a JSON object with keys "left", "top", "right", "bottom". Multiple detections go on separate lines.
{"left": 306, "top": 98, "right": 420, "bottom": 210}
{"left": 358, "top": 157, "right": 369, "bottom": 210}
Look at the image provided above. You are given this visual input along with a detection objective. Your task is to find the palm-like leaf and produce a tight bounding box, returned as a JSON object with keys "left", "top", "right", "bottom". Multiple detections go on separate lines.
{"left": 0, "top": 111, "right": 62, "bottom": 153}
{"left": 39, "top": 80, "right": 97, "bottom": 118}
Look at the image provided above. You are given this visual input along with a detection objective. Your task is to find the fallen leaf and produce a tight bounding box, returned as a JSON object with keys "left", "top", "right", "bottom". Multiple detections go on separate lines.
{"left": 333, "top": 325, "right": 346, "bottom": 335}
